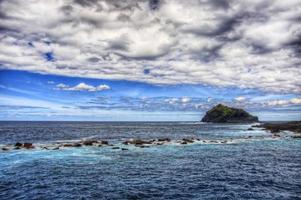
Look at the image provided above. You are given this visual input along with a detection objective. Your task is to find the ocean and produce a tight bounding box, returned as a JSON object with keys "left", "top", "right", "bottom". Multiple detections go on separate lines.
{"left": 0, "top": 121, "right": 300, "bottom": 199}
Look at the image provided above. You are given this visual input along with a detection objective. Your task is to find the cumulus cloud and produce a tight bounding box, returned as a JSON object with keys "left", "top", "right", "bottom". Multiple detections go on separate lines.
{"left": 235, "top": 96, "right": 246, "bottom": 102}
{"left": 0, "top": 0, "right": 300, "bottom": 93}
{"left": 56, "top": 82, "right": 110, "bottom": 92}
{"left": 181, "top": 97, "right": 191, "bottom": 103}
{"left": 266, "top": 98, "right": 301, "bottom": 106}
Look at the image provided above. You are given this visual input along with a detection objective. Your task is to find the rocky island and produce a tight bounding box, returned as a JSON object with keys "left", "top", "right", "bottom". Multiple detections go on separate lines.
{"left": 201, "top": 104, "right": 258, "bottom": 123}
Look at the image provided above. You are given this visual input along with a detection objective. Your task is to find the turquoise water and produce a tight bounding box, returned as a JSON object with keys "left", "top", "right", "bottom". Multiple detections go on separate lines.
{"left": 0, "top": 122, "right": 300, "bottom": 199}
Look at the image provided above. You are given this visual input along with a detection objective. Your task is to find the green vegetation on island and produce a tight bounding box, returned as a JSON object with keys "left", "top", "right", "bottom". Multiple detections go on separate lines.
{"left": 201, "top": 104, "right": 259, "bottom": 123}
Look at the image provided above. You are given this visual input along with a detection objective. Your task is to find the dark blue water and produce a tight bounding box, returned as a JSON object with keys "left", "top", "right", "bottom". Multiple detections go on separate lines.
{"left": 0, "top": 122, "right": 301, "bottom": 199}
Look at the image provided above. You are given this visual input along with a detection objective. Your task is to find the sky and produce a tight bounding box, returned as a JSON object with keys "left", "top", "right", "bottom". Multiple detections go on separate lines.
{"left": 0, "top": 0, "right": 300, "bottom": 121}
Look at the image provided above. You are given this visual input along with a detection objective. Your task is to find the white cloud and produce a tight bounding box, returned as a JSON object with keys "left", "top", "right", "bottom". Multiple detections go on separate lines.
{"left": 56, "top": 83, "right": 69, "bottom": 90}
{"left": 0, "top": 0, "right": 300, "bottom": 93}
{"left": 265, "top": 98, "right": 301, "bottom": 106}
{"left": 181, "top": 97, "right": 191, "bottom": 103}
{"left": 291, "top": 98, "right": 301, "bottom": 104}
{"left": 235, "top": 96, "right": 246, "bottom": 102}
{"left": 56, "top": 82, "right": 110, "bottom": 92}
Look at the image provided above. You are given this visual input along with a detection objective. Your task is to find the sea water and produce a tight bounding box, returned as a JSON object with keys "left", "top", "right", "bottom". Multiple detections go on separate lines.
{"left": 0, "top": 121, "right": 300, "bottom": 199}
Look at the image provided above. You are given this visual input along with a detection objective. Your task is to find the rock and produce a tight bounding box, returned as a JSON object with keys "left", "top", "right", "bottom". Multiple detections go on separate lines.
{"left": 73, "top": 143, "right": 82, "bottom": 147}
{"left": 2, "top": 147, "right": 9, "bottom": 151}
{"left": 123, "top": 139, "right": 152, "bottom": 145}
{"left": 201, "top": 104, "right": 258, "bottom": 123}
{"left": 182, "top": 138, "right": 194, "bottom": 143}
{"left": 15, "top": 142, "right": 23, "bottom": 147}
{"left": 63, "top": 143, "right": 74, "bottom": 147}
{"left": 112, "top": 147, "right": 120, "bottom": 149}
{"left": 292, "top": 135, "right": 301, "bottom": 139}
{"left": 258, "top": 121, "right": 301, "bottom": 134}
{"left": 158, "top": 138, "right": 171, "bottom": 142}
{"left": 62, "top": 143, "right": 81, "bottom": 147}
{"left": 99, "top": 140, "right": 109, "bottom": 145}
{"left": 180, "top": 141, "right": 188, "bottom": 145}
{"left": 270, "top": 128, "right": 280, "bottom": 133}
{"left": 52, "top": 147, "right": 60, "bottom": 150}
{"left": 121, "top": 148, "right": 128, "bottom": 151}
{"left": 135, "top": 145, "right": 149, "bottom": 148}
{"left": 247, "top": 128, "right": 254, "bottom": 131}
{"left": 23, "top": 143, "right": 34, "bottom": 149}
{"left": 82, "top": 140, "right": 97, "bottom": 146}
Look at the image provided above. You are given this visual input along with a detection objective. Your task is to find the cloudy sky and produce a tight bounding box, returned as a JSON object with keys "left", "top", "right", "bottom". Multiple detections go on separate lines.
{"left": 0, "top": 0, "right": 300, "bottom": 121}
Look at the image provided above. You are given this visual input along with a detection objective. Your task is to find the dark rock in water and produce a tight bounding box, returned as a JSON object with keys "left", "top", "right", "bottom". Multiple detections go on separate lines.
{"left": 99, "top": 140, "right": 109, "bottom": 145}
{"left": 258, "top": 121, "right": 301, "bottom": 134}
{"left": 73, "top": 143, "right": 82, "bottom": 147}
{"left": 112, "top": 147, "right": 120, "bottom": 149}
{"left": 247, "top": 128, "right": 254, "bottom": 131}
{"left": 158, "top": 138, "right": 171, "bottom": 142}
{"left": 201, "top": 104, "right": 258, "bottom": 123}
{"left": 15, "top": 142, "right": 23, "bottom": 147}
{"left": 123, "top": 139, "right": 152, "bottom": 145}
{"left": 292, "top": 135, "right": 301, "bottom": 139}
{"left": 82, "top": 140, "right": 97, "bottom": 146}
{"left": 63, "top": 143, "right": 74, "bottom": 147}
{"left": 23, "top": 143, "right": 34, "bottom": 149}
{"left": 121, "top": 148, "right": 128, "bottom": 151}
{"left": 2, "top": 147, "right": 9, "bottom": 151}
{"left": 64, "top": 143, "right": 82, "bottom": 147}
{"left": 182, "top": 138, "right": 194, "bottom": 143}
{"left": 270, "top": 128, "right": 280, "bottom": 133}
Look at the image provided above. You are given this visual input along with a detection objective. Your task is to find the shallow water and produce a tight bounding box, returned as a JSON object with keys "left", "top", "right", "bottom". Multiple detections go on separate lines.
{"left": 0, "top": 122, "right": 300, "bottom": 199}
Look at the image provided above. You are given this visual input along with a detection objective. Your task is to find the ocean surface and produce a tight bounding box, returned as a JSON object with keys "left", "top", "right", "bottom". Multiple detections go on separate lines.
{"left": 0, "top": 121, "right": 300, "bottom": 200}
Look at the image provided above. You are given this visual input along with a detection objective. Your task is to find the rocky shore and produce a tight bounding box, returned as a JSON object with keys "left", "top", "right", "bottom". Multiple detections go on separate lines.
{"left": 254, "top": 121, "right": 301, "bottom": 137}
{"left": 2, "top": 122, "right": 301, "bottom": 152}
{"left": 0, "top": 133, "right": 293, "bottom": 152}
{"left": 0, "top": 135, "right": 268, "bottom": 152}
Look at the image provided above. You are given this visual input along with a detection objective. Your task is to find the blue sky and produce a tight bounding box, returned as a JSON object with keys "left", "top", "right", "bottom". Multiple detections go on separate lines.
{"left": 0, "top": 0, "right": 300, "bottom": 121}
{"left": 0, "top": 69, "right": 300, "bottom": 121}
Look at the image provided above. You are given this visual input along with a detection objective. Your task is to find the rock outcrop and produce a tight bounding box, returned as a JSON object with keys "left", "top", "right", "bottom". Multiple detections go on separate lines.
{"left": 255, "top": 121, "right": 301, "bottom": 134}
{"left": 201, "top": 104, "right": 258, "bottom": 123}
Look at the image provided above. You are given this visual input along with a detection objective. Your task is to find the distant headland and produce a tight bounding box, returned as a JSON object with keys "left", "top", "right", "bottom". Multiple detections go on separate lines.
{"left": 201, "top": 104, "right": 259, "bottom": 123}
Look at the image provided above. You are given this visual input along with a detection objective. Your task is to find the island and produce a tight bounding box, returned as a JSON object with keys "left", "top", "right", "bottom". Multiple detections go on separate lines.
{"left": 201, "top": 104, "right": 259, "bottom": 123}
